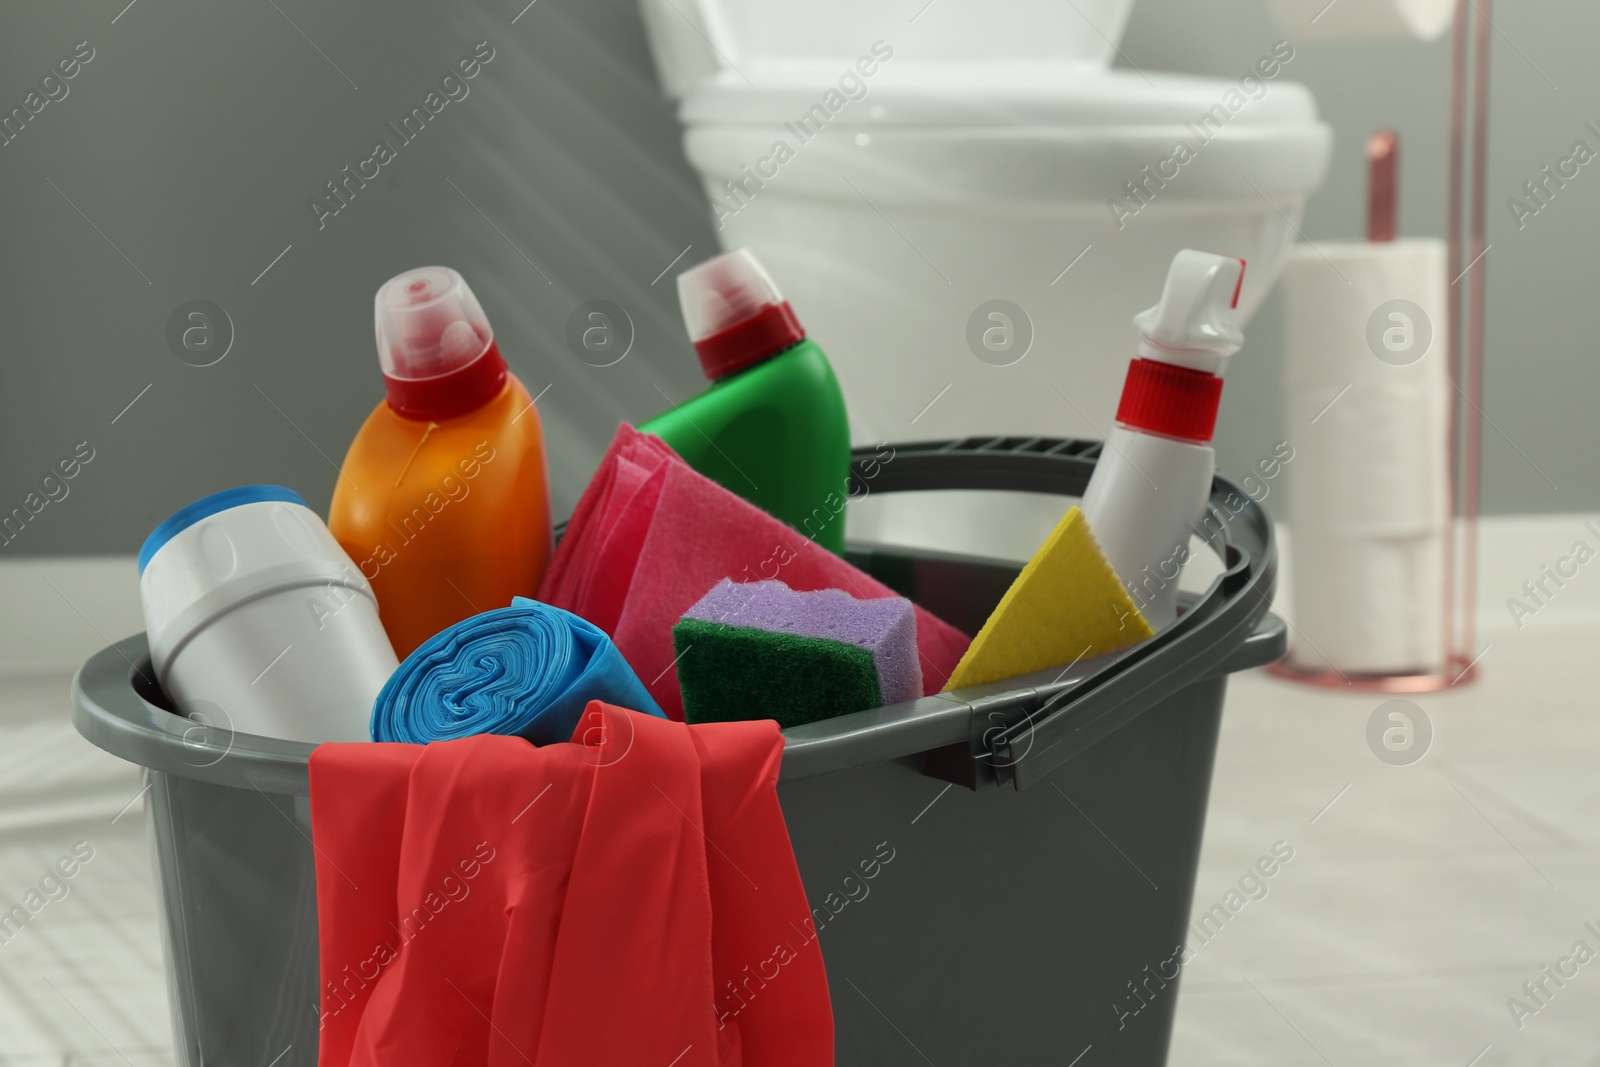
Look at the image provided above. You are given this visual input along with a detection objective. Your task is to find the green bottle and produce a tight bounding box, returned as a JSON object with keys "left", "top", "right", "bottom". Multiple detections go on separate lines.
{"left": 640, "top": 248, "right": 852, "bottom": 553}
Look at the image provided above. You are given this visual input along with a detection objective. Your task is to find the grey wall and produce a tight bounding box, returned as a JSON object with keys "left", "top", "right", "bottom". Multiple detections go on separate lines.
{"left": 0, "top": 0, "right": 714, "bottom": 556}
{"left": 0, "top": 0, "right": 1590, "bottom": 558}
{"left": 1121, "top": 0, "right": 1587, "bottom": 517}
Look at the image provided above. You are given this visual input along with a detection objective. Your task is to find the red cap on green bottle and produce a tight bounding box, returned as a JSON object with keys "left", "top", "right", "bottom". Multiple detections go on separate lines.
{"left": 678, "top": 249, "right": 806, "bottom": 380}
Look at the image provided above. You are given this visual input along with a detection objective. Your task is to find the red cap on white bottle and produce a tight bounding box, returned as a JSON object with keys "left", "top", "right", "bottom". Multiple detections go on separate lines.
{"left": 374, "top": 266, "right": 507, "bottom": 421}
{"left": 1115, "top": 251, "right": 1246, "bottom": 444}
{"left": 677, "top": 249, "right": 805, "bottom": 380}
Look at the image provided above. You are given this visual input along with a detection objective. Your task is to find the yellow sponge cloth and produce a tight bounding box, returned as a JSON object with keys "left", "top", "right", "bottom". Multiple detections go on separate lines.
{"left": 943, "top": 506, "right": 1153, "bottom": 691}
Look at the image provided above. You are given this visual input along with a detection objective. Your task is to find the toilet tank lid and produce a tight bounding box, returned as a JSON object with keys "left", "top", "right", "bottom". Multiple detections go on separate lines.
{"left": 681, "top": 63, "right": 1322, "bottom": 128}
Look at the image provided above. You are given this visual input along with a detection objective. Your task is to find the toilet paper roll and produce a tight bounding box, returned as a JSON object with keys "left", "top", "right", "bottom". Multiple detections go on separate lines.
{"left": 1287, "top": 379, "right": 1449, "bottom": 536}
{"left": 1280, "top": 239, "right": 1451, "bottom": 674}
{"left": 1288, "top": 529, "right": 1447, "bottom": 674}
{"left": 1265, "top": 0, "right": 1454, "bottom": 41}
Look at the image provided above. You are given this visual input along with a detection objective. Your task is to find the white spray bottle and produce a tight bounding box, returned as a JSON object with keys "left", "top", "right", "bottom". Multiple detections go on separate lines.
{"left": 1081, "top": 250, "right": 1247, "bottom": 631}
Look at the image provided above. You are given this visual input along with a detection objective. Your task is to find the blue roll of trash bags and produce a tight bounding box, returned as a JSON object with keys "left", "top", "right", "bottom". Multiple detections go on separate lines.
{"left": 371, "top": 597, "right": 666, "bottom": 746}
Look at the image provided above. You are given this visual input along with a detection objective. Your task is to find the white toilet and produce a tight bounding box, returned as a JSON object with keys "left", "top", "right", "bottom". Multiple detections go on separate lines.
{"left": 640, "top": 0, "right": 1332, "bottom": 561}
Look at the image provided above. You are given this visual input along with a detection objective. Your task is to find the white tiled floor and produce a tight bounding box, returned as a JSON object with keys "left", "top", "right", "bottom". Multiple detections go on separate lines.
{"left": 1172, "top": 616, "right": 1600, "bottom": 1067}
{"left": 0, "top": 668, "right": 170, "bottom": 1066}
{"left": 1, "top": 616, "right": 1596, "bottom": 1063}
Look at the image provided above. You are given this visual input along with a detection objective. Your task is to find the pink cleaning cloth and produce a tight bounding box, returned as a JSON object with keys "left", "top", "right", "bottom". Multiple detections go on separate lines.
{"left": 540, "top": 425, "right": 971, "bottom": 720}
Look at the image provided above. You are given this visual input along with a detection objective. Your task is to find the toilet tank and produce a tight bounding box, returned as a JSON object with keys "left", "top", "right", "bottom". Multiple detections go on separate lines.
{"left": 639, "top": 0, "right": 1138, "bottom": 97}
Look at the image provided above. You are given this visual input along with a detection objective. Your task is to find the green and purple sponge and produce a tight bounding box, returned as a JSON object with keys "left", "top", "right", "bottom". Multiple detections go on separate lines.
{"left": 673, "top": 579, "right": 922, "bottom": 728}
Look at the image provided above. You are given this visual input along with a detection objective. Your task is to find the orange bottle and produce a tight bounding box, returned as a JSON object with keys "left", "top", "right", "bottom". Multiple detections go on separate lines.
{"left": 330, "top": 266, "right": 553, "bottom": 658}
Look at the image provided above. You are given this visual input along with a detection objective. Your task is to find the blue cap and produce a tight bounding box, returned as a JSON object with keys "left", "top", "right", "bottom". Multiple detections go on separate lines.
{"left": 139, "top": 485, "right": 310, "bottom": 575}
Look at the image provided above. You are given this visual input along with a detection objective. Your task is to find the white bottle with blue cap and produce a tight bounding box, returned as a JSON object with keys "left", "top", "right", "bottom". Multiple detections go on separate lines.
{"left": 139, "top": 486, "right": 398, "bottom": 743}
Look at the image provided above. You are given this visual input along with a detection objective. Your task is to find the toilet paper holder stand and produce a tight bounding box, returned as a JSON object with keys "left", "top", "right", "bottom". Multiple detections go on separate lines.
{"left": 1269, "top": 0, "right": 1490, "bottom": 694}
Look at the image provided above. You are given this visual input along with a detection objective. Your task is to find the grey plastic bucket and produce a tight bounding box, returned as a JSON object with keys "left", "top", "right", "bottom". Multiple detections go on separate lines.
{"left": 72, "top": 437, "right": 1285, "bottom": 1066}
